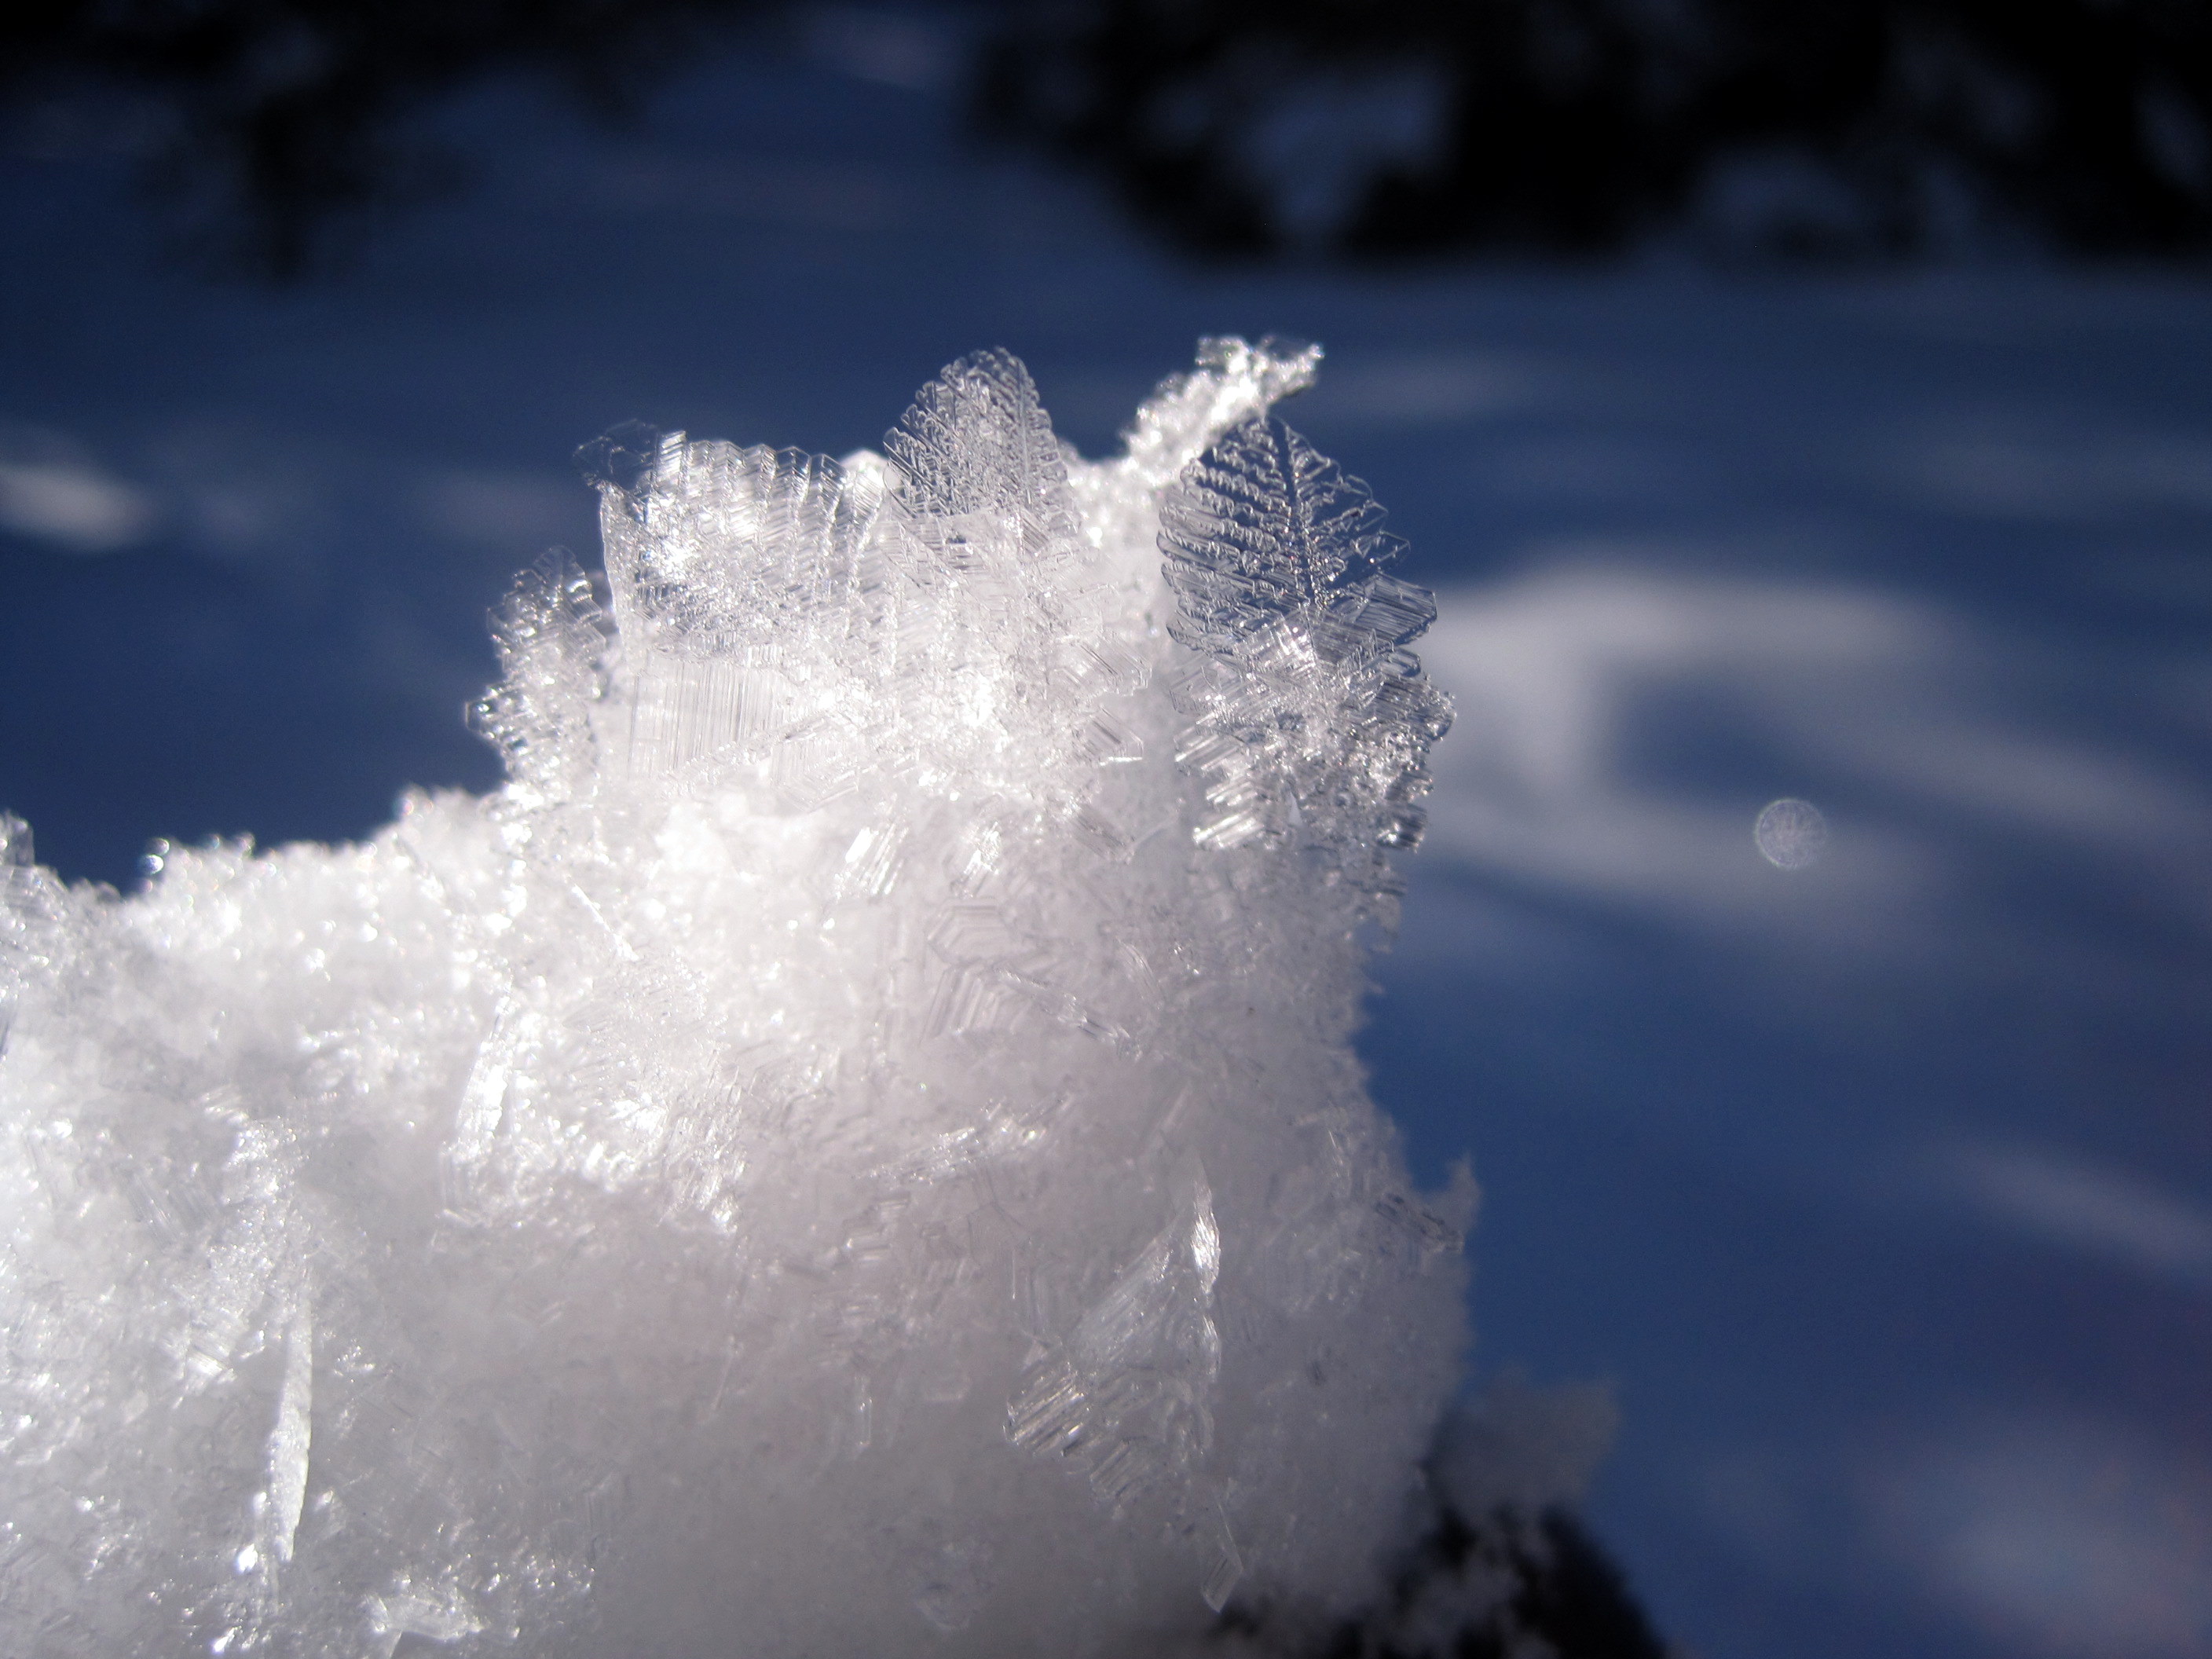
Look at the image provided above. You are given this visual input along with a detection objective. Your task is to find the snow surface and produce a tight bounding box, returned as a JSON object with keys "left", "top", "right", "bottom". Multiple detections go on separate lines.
{"left": 0, "top": 341, "right": 1483, "bottom": 1655}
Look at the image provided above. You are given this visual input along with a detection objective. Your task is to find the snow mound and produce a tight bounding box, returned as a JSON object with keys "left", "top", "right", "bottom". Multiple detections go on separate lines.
{"left": 0, "top": 339, "right": 1469, "bottom": 1657}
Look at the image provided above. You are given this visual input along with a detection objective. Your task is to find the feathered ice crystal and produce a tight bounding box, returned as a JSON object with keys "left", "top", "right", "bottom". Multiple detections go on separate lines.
{"left": 0, "top": 339, "right": 1469, "bottom": 1657}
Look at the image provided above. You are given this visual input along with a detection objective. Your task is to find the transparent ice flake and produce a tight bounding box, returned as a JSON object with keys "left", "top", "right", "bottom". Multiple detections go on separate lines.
{"left": 1160, "top": 415, "right": 1405, "bottom": 661}
{"left": 885, "top": 348, "right": 1079, "bottom": 561}
{"left": 1159, "top": 412, "right": 1451, "bottom": 888}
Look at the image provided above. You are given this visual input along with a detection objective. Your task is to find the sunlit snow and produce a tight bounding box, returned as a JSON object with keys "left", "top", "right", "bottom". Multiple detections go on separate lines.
{"left": 0, "top": 340, "right": 1493, "bottom": 1656}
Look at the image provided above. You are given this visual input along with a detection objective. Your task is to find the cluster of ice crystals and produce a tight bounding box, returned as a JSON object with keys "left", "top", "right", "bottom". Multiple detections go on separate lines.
{"left": 1162, "top": 416, "right": 1450, "bottom": 867}
{"left": 0, "top": 340, "right": 1467, "bottom": 1657}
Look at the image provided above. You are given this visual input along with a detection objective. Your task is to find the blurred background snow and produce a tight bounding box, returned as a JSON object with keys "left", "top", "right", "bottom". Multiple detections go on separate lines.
{"left": 4, "top": 8, "right": 2210, "bottom": 1657}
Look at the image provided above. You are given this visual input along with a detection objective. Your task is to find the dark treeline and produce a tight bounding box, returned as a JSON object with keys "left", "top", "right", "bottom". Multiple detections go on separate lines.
{"left": 7, "top": 1, "right": 2211, "bottom": 273}
{"left": 0, "top": 0, "right": 773, "bottom": 275}
{"left": 981, "top": 0, "right": 2212, "bottom": 261}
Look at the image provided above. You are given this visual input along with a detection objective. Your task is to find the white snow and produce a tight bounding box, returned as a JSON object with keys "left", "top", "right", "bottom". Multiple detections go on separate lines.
{"left": 0, "top": 340, "right": 1474, "bottom": 1657}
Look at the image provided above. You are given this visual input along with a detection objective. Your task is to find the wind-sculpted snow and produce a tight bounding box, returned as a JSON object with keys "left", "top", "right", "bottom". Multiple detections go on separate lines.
{"left": 0, "top": 339, "right": 1468, "bottom": 1657}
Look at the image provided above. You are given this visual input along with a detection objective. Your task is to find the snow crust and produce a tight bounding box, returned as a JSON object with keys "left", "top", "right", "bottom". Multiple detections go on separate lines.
{"left": 0, "top": 339, "right": 1469, "bottom": 1657}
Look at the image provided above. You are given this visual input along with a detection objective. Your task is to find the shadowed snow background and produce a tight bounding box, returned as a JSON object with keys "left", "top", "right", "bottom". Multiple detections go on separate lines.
{"left": 3, "top": 10, "right": 2210, "bottom": 1658}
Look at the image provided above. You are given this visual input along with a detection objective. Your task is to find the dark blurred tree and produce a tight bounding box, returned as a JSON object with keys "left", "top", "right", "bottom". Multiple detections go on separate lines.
{"left": 976, "top": 0, "right": 2212, "bottom": 260}
{"left": 11, "top": 2, "right": 2212, "bottom": 269}
{"left": 0, "top": 0, "right": 771, "bottom": 276}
